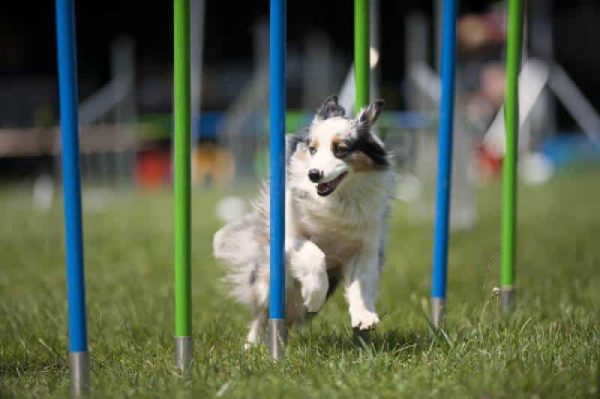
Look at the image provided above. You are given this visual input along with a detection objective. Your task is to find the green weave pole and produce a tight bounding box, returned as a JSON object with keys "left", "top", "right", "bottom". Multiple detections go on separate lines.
{"left": 354, "top": 0, "right": 369, "bottom": 112}
{"left": 174, "top": 0, "right": 192, "bottom": 348}
{"left": 501, "top": 0, "right": 522, "bottom": 312}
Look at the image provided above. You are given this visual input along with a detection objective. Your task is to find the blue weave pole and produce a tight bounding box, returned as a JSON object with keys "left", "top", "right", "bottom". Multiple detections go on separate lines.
{"left": 268, "top": 0, "right": 287, "bottom": 360}
{"left": 55, "top": 0, "right": 90, "bottom": 394}
{"left": 430, "top": 0, "right": 457, "bottom": 329}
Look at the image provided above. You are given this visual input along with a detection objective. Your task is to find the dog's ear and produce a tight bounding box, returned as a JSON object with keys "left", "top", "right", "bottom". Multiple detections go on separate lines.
{"left": 286, "top": 129, "right": 309, "bottom": 160}
{"left": 314, "top": 95, "right": 346, "bottom": 122}
{"left": 357, "top": 100, "right": 384, "bottom": 126}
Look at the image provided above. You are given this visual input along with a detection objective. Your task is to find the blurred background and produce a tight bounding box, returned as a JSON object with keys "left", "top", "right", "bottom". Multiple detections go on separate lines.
{"left": 1, "top": 0, "right": 599, "bottom": 225}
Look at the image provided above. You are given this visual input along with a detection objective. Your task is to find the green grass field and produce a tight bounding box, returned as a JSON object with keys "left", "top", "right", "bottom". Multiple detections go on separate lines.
{"left": 1, "top": 169, "right": 599, "bottom": 398}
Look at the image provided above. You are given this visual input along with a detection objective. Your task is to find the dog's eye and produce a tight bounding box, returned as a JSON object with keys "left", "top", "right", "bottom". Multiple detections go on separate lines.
{"left": 333, "top": 143, "right": 349, "bottom": 157}
{"left": 309, "top": 147, "right": 317, "bottom": 155}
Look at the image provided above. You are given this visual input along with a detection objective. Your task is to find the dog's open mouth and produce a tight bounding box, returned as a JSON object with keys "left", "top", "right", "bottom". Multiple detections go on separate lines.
{"left": 316, "top": 172, "right": 348, "bottom": 197}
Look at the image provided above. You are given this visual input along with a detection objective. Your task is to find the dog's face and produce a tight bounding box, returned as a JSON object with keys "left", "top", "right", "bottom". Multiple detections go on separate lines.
{"left": 304, "top": 96, "right": 388, "bottom": 197}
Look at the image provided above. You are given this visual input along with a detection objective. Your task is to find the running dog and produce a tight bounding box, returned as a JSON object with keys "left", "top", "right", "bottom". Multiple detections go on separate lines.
{"left": 213, "top": 95, "right": 394, "bottom": 347}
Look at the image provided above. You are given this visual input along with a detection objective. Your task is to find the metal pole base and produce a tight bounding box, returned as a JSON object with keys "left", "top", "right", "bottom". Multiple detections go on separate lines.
{"left": 501, "top": 287, "right": 515, "bottom": 314}
{"left": 268, "top": 319, "right": 286, "bottom": 361}
{"left": 431, "top": 297, "right": 445, "bottom": 329}
{"left": 70, "top": 352, "right": 90, "bottom": 397}
{"left": 174, "top": 336, "right": 193, "bottom": 372}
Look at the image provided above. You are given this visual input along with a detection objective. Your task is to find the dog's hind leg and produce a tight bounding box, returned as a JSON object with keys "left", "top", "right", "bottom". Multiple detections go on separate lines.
{"left": 244, "top": 265, "right": 270, "bottom": 349}
{"left": 244, "top": 307, "right": 267, "bottom": 349}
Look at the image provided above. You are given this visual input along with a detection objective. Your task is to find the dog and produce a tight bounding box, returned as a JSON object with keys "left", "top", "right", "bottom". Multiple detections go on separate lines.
{"left": 213, "top": 95, "right": 395, "bottom": 347}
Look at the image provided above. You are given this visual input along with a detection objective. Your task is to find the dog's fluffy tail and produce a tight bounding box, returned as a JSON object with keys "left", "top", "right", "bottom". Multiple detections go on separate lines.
{"left": 213, "top": 212, "right": 269, "bottom": 308}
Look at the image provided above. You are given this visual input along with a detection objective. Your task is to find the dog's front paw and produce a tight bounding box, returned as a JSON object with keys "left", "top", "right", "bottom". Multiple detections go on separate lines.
{"left": 290, "top": 241, "right": 329, "bottom": 313}
{"left": 351, "top": 310, "right": 380, "bottom": 330}
{"left": 300, "top": 271, "right": 329, "bottom": 312}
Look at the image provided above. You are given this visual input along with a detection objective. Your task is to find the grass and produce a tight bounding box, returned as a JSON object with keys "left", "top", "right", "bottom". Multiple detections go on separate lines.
{"left": 1, "top": 168, "right": 599, "bottom": 398}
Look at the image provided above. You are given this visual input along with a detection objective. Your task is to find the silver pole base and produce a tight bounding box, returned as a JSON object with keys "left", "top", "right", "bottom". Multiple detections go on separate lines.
{"left": 70, "top": 352, "right": 90, "bottom": 397}
{"left": 268, "top": 319, "right": 286, "bottom": 361}
{"left": 431, "top": 297, "right": 445, "bottom": 329}
{"left": 501, "top": 287, "right": 515, "bottom": 314}
{"left": 174, "top": 336, "right": 193, "bottom": 372}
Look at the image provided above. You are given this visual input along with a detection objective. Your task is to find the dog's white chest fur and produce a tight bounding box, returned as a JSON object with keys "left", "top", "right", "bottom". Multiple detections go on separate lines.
{"left": 289, "top": 169, "right": 389, "bottom": 267}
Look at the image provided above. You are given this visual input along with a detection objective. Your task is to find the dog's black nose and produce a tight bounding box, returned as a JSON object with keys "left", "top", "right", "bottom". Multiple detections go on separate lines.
{"left": 308, "top": 169, "right": 323, "bottom": 183}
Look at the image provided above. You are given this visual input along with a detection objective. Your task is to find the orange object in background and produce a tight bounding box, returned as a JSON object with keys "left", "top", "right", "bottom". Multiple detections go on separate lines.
{"left": 475, "top": 143, "right": 503, "bottom": 184}
{"left": 135, "top": 144, "right": 236, "bottom": 189}
{"left": 136, "top": 147, "right": 171, "bottom": 189}
{"left": 193, "top": 143, "right": 235, "bottom": 188}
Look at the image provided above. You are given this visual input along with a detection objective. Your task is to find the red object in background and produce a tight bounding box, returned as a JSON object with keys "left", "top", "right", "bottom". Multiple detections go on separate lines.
{"left": 475, "top": 143, "right": 503, "bottom": 183}
{"left": 136, "top": 147, "right": 171, "bottom": 188}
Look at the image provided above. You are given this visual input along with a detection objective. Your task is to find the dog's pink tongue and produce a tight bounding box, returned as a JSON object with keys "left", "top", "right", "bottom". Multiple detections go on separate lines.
{"left": 317, "top": 182, "right": 330, "bottom": 194}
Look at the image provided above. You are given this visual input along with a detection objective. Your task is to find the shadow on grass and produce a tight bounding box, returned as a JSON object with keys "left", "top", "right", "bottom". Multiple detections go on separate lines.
{"left": 292, "top": 325, "right": 431, "bottom": 357}
{"left": 354, "top": 328, "right": 433, "bottom": 355}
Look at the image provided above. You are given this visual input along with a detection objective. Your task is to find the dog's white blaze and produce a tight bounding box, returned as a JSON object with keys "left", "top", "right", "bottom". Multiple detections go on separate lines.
{"left": 311, "top": 117, "right": 354, "bottom": 138}
{"left": 309, "top": 117, "right": 354, "bottom": 183}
